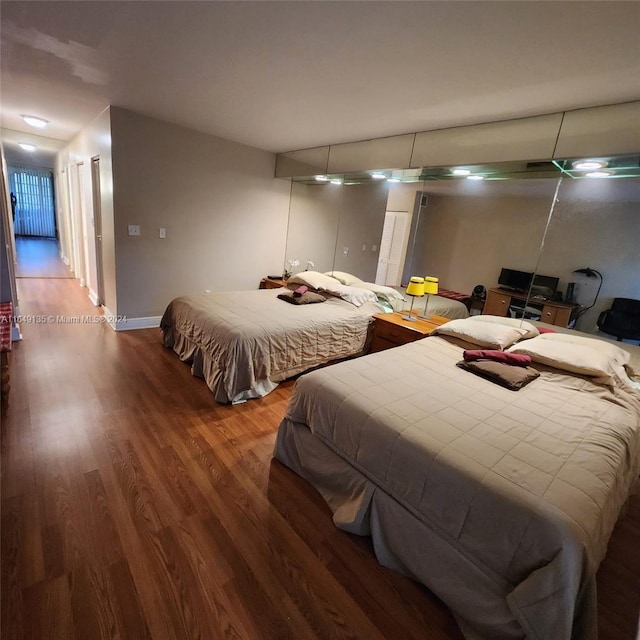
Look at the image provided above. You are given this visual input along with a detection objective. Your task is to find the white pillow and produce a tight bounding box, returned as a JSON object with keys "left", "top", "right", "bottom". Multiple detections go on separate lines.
{"left": 467, "top": 315, "right": 540, "bottom": 340}
{"left": 325, "top": 283, "right": 379, "bottom": 307}
{"left": 507, "top": 335, "right": 628, "bottom": 381}
{"left": 431, "top": 318, "right": 528, "bottom": 349}
{"left": 512, "top": 332, "right": 630, "bottom": 367}
{"left": 289, "top": 271, "right": 346, "bottom": 290}
{"left": 358, "top": 282, "right": 406, "bottom": 304}
{"left": 323, "top": 271, "right": 364, "bottom": 286}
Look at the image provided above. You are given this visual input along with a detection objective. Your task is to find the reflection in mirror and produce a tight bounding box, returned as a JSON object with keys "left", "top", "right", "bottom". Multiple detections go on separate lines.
{"left": 283, "top": 155, "right": 639, "bottom": 339}
{"left": 285, "top": 176, "right": 344, "bottom": 276}
{"left": 535, "top": 155, "right": 640, "bottom": 340}
{"left": 285, "top": 171, "right": 417, "bottom": 284}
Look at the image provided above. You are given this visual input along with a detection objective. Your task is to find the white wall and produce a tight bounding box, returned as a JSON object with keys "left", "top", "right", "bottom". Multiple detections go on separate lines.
{"left": 109, "top": 107, "right": 290, "bottom": 319}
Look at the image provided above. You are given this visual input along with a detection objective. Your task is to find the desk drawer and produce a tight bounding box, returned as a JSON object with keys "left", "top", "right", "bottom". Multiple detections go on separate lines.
{"left": 374, "top": 321, "right": 419, "bottom": 346}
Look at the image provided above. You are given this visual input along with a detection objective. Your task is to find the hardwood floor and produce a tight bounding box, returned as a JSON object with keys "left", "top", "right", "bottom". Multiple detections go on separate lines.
{"left": 15, "top": 236, "right": 72, "bottom": 279}
{"left": 2, "top": 278, "right": 639, "bottom": 640}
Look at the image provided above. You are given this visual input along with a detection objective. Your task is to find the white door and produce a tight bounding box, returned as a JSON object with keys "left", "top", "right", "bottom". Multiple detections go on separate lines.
{"left": 375, "top": 211, "right": 408, "bottom": 286}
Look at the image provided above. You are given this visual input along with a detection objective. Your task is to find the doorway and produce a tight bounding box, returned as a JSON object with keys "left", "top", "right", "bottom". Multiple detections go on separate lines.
{"left": 375, "top": 210, "right": 409, "bottom": 286}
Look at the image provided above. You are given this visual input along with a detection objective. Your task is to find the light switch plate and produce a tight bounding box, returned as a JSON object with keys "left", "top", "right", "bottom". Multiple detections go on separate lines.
{"left": 159, "top": 228, "right": 166, "bottom": 239}
{"left": 128, "top": 224, "right": 140, "bottom": 236}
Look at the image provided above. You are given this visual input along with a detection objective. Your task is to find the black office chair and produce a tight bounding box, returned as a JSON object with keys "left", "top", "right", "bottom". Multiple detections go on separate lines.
{"left": 596, "top": 298, "right": 640, "bottom": 341}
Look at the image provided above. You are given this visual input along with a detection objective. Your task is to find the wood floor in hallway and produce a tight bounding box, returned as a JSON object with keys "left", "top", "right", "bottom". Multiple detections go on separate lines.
{"left": 1, "top": 278, "right": 638, "bottom": 640}
{"left": 15, "top": 236, "right": 72, "bottom": 279}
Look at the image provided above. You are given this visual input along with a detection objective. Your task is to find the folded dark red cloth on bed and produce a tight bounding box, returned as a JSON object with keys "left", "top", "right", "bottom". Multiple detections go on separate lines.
{"left": 293, "top": 285, "right": 309, "bottom": 297}
{"left": 463, "top": 349, "right": 532, "bottom": 366}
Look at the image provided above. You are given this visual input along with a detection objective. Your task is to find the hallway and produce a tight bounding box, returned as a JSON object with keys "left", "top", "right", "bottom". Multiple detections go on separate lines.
{"left": 15, "top": 236, "right": 72, "bottom": 279}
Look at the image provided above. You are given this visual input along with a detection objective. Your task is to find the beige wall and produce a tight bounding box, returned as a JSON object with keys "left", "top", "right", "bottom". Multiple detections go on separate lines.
{"left": 332, "top": 182, "right": 388, "bottom": 281}
{"left": 538, "top": 178, "right": 640, "bottom": 332}
{"left": 109, "top": 107, "right": 291, "bottom": 319}
{"left": 56, "top": 108, "right": 117, "bottom": 314}
{"left": 287, "top": 182, "right": 341, "bottom": 274}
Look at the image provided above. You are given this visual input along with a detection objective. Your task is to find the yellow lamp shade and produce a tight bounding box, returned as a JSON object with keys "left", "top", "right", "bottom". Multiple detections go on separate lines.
{"left": 424, "top": 276, "right": 439, "bottom": 295}
{"left": 406, "top": 276, "right": 425, "bottom": 297}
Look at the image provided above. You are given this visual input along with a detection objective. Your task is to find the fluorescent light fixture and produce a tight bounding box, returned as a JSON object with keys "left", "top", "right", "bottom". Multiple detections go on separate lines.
{"left": 452, "top": 168, "right": 471, "bottom": 176}
{"left": 330, "top": 179, "right": 342, "bottom": 185}
{"left": 315, "top": 175, "right": 328, "bottom": 181}
{"left": 572, "top": 159, "right": 607, "bottom": 171}
{"left": 466, "top": 175, "right": 484, "bottom": 181}
{"left": 371, "top": 173, "right": 386, "bottom": 180}
{"left": 387, "top": 177, "right": 401, "bottom": 183}
{"left": 585, "top": 171, "right": 611, "bottom": 178}
{"left": 19, "top": 143, "right": 37, "bottom": 152}
{"left": 21, "top": 114, "right": 48, "bottom": 129}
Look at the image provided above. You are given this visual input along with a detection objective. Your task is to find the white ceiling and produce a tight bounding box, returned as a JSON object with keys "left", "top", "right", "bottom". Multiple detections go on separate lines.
{"left": 1, "top": 1, "right": 639, "bottom": 167}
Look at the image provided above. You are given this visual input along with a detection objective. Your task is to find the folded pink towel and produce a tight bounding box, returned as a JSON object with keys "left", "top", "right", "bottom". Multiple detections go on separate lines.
{"left": 463, "top": 349, "right": 532, "bottom": 366}
{"left": 293, "top": 285, "right": 309, "bottom": 297}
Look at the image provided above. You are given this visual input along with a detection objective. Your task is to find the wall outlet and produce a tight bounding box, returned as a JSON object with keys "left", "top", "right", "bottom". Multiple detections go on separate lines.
{"left": 128, "top": 224, "right": 140, "bottom": 236}
{"left": 371, "top": 244, "right": 377, "bottom": 251}
{"left": 159, "top": 228, "right": 166, "bottom": 239}
{"left": 343, "top": 247, "right": 349, "bottom": 256}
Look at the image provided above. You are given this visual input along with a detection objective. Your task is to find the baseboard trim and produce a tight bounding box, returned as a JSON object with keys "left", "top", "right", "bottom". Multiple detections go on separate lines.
{"left": 115, "top": 316, "right": 162, "bottom": 331}
{"left": 101, "top": 306, "right": 161, "bottom": 331}
{"left": 88, "top": 289, "right": 99, "bottom": 306}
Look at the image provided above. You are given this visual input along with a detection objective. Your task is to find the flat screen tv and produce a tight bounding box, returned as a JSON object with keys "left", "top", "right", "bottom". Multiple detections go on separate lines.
{"left": 531, "top": 274, "right": 559, "bottom": 299}
{"left": 498, "top": 268, "right": 533, "bottom": 293}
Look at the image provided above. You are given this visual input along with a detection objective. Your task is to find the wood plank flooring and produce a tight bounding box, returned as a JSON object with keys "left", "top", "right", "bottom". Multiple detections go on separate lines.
{"left": 15, "top": 236, "right": 73, "bottom": 279}
{"left": 2, "top": 278, "right": 639, "bottom": 640}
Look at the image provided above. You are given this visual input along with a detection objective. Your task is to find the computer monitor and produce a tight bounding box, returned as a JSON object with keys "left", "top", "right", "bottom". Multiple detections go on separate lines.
{"left": 498, "top": 268, "right": 533, "bottom": 293}
{"left": 531, "top": 274, "right": 559, "bottom": 299}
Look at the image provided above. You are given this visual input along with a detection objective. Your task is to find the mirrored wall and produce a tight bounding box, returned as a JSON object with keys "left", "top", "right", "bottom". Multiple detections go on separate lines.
{"left": 283, "top": 154, "right": 640, "bottom": 338}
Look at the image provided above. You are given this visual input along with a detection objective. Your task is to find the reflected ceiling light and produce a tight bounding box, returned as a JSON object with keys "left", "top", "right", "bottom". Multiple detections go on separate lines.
{"left": 452, "top": 168, "right": 471, "bottom": 176}
{"left": 18, "top": 143, "right": 36, "bottom": 152}
{"left": 315, "top": 175, "right": 328, "bottom": 181}
{"left": 572, "top": 159, "right": 607, "bottom": 171}
{"left": 387, "top": 177, "right": 400, "bottom": 183}
{"left": 466, "top": 175, "right": 484, "bottom": 181}
{"left": 330, "top": 179, "right": 342, "bottom": 185}
{"left": 371, "top": 173, "right": 386, "bottom": 179}
{"left": 21, "top": 114, "right": 48, "bottom": 129}
{"left": 585, "top": 171, "right": 611, "bottom": 178}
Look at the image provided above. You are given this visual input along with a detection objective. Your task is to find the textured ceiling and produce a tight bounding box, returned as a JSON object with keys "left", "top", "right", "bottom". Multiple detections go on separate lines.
{"left": 1, "top": 1, "right": 639, "bottom": 167}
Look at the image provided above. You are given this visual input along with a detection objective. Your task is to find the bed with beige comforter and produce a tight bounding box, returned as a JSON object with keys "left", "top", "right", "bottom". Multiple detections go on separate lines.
{"left": 160, "top": 288, "right": 382, "bottom": 403}
{"left": 274, "top": 320, "right": 640, "bottom": 639}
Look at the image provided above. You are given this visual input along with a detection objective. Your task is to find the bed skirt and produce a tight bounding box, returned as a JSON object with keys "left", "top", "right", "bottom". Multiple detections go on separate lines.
{"left": 162, "top": 324, "right": 277, "bottom": 403}
{"left": 273, "top": 418, "right": 598, "bottom": 640}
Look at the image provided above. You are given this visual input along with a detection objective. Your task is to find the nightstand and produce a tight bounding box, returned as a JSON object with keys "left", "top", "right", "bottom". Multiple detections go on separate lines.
{"left": 370, "top": 312, "right": 450, "bottom": 353}
{"left": 260, "top": 277, "right": 288, "bottom": 290}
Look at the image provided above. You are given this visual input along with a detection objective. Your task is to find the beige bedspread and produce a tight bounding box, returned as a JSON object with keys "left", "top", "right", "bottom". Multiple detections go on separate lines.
{"left": 160, "top": 288, "right": 382, "bottom": 403}
{"left": 274, "top": 335, "right": 640, "bottom": 639}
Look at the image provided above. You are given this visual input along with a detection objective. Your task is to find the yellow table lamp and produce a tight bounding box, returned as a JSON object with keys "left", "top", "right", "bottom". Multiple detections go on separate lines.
{"left": 403, "top": 276, "right": 425, "bottom": 321}
{"left": 419, "top": 276, "right": 439, "bottom": 320}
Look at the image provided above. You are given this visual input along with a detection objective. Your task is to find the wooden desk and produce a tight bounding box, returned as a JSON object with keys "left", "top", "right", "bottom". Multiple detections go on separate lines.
{"left": 483, "top": 288, "right": 577, "bottom": 327}
{"left": 370, "top": 312, "right": 450, "bottom": 353}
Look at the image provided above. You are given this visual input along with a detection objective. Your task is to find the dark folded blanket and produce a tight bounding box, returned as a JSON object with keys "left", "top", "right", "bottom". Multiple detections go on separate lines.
{"left": 463, "top": 349, "right": 532, "bottom": 366}
{"left": 457, "top": 360, "right": 540, "bottom": 391}
{"left": 277, "top": 291, "right": 326, "bottom": 305}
